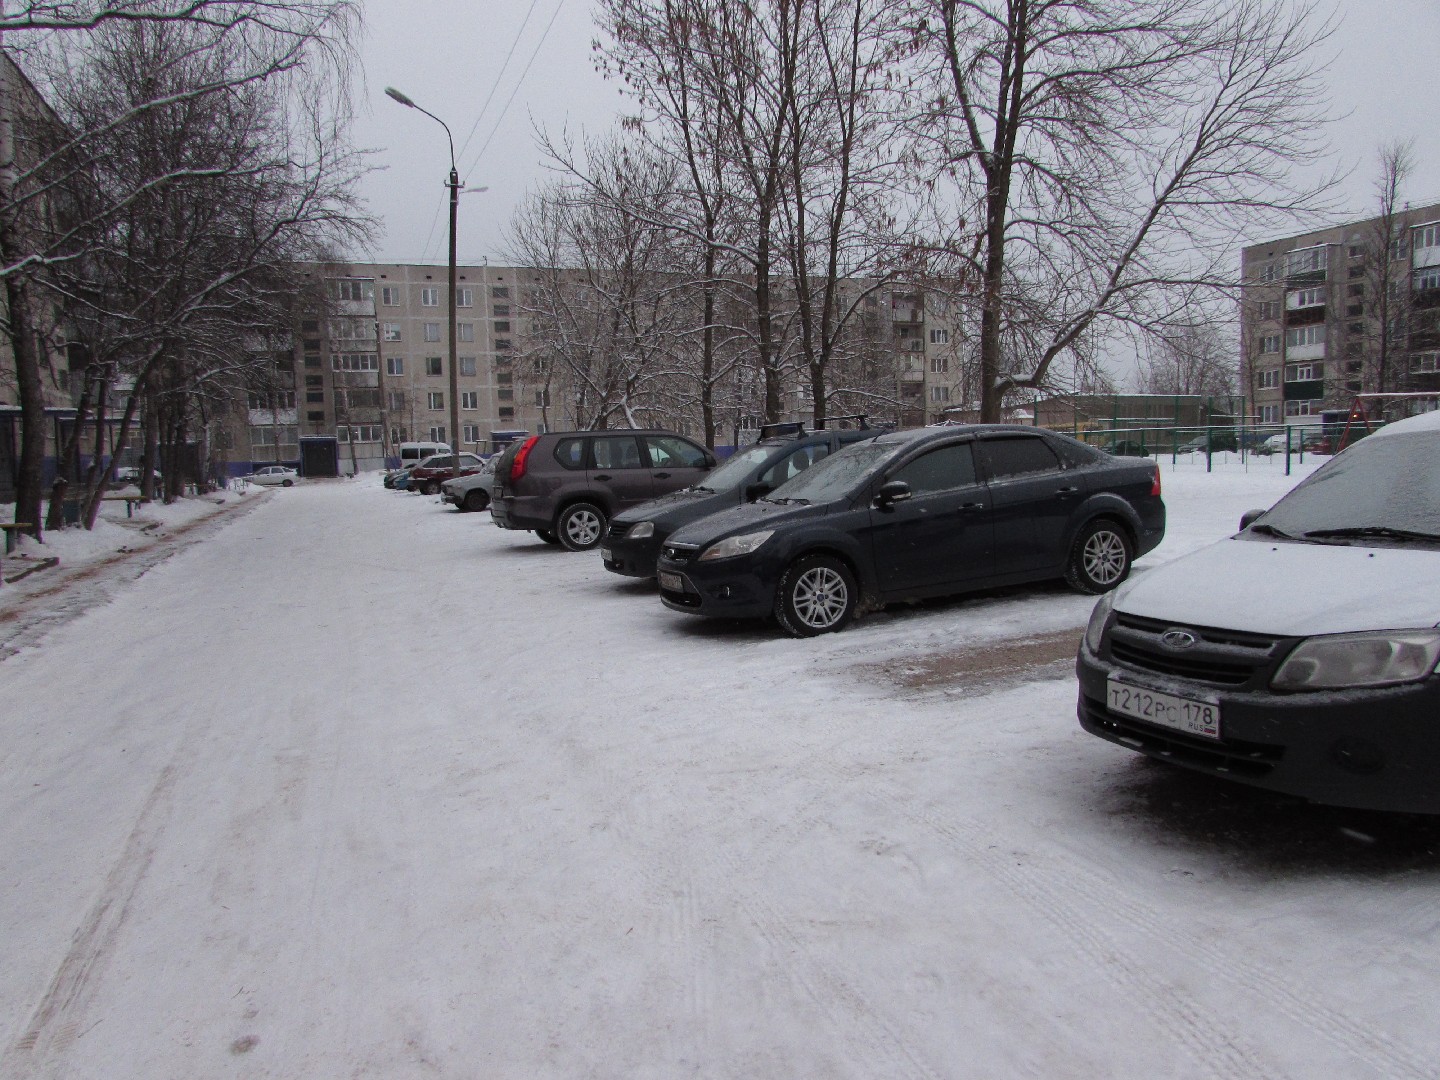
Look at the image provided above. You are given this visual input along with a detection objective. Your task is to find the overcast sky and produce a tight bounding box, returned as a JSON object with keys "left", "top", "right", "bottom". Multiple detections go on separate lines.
{"left": 352, "top": 0, "right": 1440, "bottom": 268}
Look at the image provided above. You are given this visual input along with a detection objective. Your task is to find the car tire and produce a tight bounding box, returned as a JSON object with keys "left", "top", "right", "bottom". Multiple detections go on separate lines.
{"left": 1065, "top": 519, "right": 1132, "bottom": 594}
{"left": 537, "top": 529, "right": 562, "bottom": 546}
{"left": 463, "top": 489, "right": 489, "bottom": 512}
{"left": 425, "top": 480, "right": 442, "bottom": 495}
{"left": 556, "top": 502, "right": 606, "bottom": 552}
{"left": 774, "top": 554, "right": 857, "bottom": 637}
{"left": 282, "top": 478, "right": 293, "bottom": 487}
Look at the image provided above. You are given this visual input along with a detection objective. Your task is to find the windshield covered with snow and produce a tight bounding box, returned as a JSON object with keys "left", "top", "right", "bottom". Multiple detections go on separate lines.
{"left": 693, "top": 444, "right": 776, "bottom": 493}
{"left": 1252, "top": 430, "right": 1440, "bottom": 543}
{"left": 764, "top": 441, "right": 896, "bottom": 505}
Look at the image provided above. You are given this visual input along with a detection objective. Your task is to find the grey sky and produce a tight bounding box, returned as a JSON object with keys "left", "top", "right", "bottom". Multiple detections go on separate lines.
{"left": 353, "top": 0, "right": 1440, "bottom": 267}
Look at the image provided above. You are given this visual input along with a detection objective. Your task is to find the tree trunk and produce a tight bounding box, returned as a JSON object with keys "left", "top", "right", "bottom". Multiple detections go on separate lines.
{"left": 5, "top": 270, "right": 47, "bottom": 538}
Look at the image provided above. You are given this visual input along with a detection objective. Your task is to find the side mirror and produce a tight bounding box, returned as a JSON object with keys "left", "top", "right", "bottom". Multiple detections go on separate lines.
{"left": 744, "top": 482, "right": 773, "bottom": 502}
{"left": 703, "top": 452, "right": 717, "bottom": 469}
{"left": 874, "top": 480, "right": 912, "bottom": 508}
{"left": 1239, "top": 508, "right": 1266, "bottom": 531}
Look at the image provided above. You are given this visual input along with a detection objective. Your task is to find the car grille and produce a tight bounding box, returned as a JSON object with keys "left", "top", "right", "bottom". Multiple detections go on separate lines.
{"left": 661, "top": 542, "right": 698, "bottom": 566}
{"left": 1081, "top": 694, "right": 1283, "bottom": 776}
{"left": 1107, "top": 613, "right": 1289, "bottom": 689}
{"left": 607, "top": 522, "right": 633, "bottom": 541}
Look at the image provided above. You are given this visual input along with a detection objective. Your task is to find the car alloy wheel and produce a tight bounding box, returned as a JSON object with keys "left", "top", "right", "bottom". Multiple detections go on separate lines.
{"left": 557, "top": 503, "right": 606, "bottom": 552}
{"left": 281, "top": 478, "right": 294, "bottom": 487}
{"left": 463, "top": 489, "right": 488, "bottom": 512}
{"left": 775, "top": 554, "right": 857, "bottom": 637}
{"left": 1066, "top": 519, "right": 1132, "bottom": 594}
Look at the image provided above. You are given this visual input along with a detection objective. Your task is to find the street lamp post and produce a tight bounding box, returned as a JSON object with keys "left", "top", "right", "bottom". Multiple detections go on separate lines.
{"left": 386, "top": 86, "right": 462, "bottom": 481}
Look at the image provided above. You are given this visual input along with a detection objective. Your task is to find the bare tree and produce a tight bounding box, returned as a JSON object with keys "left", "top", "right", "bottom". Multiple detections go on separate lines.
{"left": 1136, "top": 319, "right": 1236, "bottom": 397}
{"left": 902, "top": 0, "right": 1337, "bottom": 422}
{"left": 1355, "top": 140, "right": 1416, "bottom": 403}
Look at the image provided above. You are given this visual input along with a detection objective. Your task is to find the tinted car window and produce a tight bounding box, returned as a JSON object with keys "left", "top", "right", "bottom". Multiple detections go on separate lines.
{"left": 1050, "top": 434, "right": 1102, "bottom": 469}
{"left": 889, "top": 442, "right": 977, "bottom": 495}
{"left": 592, "top": 435, "right": 642, "bottom": 470}
{"left": 760, "top": 444, "right": 830, "bottom": 487}
{"left": 645, "top": 436, "right": 707, "bottom": 469}
{"left": 767, "top": 441, "right": 896, "bottom": 503}
{"left": 981, "top": 437, "right": 1061, "bottom": 479}
{"left": 554, "top": 438, "right": 585, "bottom": 470}
{"left": 699, "top": 444, "right": 776, "bottom": 492}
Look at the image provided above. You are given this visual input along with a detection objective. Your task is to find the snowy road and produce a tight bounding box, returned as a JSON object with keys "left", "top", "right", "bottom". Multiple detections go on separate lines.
{"left": 5, "top": 462, "right": 1440, "bottom": 1078}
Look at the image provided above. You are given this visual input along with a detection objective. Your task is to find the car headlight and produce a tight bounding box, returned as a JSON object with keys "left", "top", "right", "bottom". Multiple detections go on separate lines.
{"left": 1084, "top": 591, "right": 1115, "bottom": 655}
{"left": 1272, "top": 630, "right": 1440, "bottom": 690}
{"left": 629, "top": 521, "right": 655, "bottom": 540}
{"left": 698, "top": 530, "right": 774, "bottom": 562}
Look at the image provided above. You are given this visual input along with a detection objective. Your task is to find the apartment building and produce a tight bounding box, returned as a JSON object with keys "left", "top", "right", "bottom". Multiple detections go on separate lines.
{"left": 1240, "top": 201, "right": 1440, "bottom": 429}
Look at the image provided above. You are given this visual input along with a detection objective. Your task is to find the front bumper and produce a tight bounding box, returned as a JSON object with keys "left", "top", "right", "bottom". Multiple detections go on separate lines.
{"left": 1076, "top": 643, "right": 1440, "bottom": 814}
{"left": 602, "top": 526, "right": 667, "bottom": 577}
{"left": 655, "top": 549, "right": 775, "bottom": 619}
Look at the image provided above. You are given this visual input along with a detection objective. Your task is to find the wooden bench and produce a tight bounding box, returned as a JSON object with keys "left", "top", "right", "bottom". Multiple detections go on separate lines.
{"left": 102, "top": 493, "right": 145, "bottom": 518}
{"left": 1, "top": 522, "right": 32, "bottom": 554}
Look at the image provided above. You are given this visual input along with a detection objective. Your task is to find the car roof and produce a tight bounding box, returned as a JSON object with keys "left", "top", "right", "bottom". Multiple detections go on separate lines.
{"left": 1369, "top": 409, "right": 1440, "bottom": 440}
{"left": 870, "top": 423, "right": 1049, "bottom": 448}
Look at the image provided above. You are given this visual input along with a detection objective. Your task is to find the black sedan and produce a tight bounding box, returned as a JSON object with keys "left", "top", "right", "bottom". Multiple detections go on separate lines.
{"left": 601, "top": 426, "right": 882, "bottom": 578}
{"left": 655, "top": 425, "right": 1166, "bottom": 637}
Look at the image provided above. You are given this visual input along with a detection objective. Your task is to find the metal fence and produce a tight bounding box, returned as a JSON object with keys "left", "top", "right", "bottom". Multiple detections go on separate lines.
{"left": 1057, "top": 421, "right": 1375, "bottom": 475}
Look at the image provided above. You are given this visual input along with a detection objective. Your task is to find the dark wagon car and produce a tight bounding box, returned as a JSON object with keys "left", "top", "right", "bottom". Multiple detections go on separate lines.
{"left": 655, "top": 424, "right": 1165, "bottom": 637}
{"left": 1077, "top": 409, "right": 1440, "bottom": 814}
{"left": 490, "top": 430, "right": 716, "bottom": 551}
{"left": 602, "top": 423, "right": 884, "bottom": 578}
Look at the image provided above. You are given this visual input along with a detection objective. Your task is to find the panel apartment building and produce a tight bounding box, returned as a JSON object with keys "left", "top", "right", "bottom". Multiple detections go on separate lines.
{"left": 237, "top": 262, "right": 972, "bottom": 474}
{"left": 1240, "top": 201, "right": 1440, "bottom": 430}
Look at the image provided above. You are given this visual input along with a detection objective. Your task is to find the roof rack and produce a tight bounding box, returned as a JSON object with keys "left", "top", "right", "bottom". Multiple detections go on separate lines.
{"left": 757, "top": 414, "right": 873, "bottom": 440}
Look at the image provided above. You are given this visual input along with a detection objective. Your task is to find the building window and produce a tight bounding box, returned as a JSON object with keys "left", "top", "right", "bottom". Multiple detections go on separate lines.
{"left": 330, "top": 319, "right": 375, "bottom": 341}
{"left": 930, "top": 385, "right": 951, "bottom": 403}
{"left": 535, "top": 389, "right": 551, "bottom": 407}
{"left": 459, "top": 356, "right": 476, "bottom": 377}
{"left": 387, "top": 391, "right": 405, "bottom": 411}
{"left": 328, "top": 278, "right": 373, "bottom": 301}
{"left": 492, "top": 286, "right": 510, "bottom": 299}
{"left": 428, "top": 391, "right": 444, "bottom": 410}
{"left": 462, "top": 423, "right": 480, "bottom": 442}
{"left": 930, "top": 356, "right": 949, "bottom": 374}
{"left": 1286, "top": 247, "right": 1328, "bottom": 277}
{"left": 498, "top": 407, "right": 514, "bottom": 421}
{"left": 1415, "top": 266, "right": 1440, "bottom": 292}
{"left": 429, "top": 426, "right": 446, "bottom": 443}
{"left": 1284, "top": 399, "right": 1321, "bottom": 417}
{"left": 381, "top": 286, "right": 401, "bottom": 306}
{"left": 1289, "top": 286, "right": 1325, "bottom": 308}
{"left": 1259, "top": 334, "right": 1281, "bottom": 354}
{"left": 1284, "top": 325, "right": 1325, "bottom": 349}
{"left": 1256, "top": 369, "right": 1280, "bottom": 390}
{"left": 495, "top": 339, "right": 511, "bottom": 351}
{"left": 247, "top": 391, "right": 296, "bottom": 410}
{"left": 426, "top": 356, "right": 443, "bottom": 377}
{"left": 383, "top": 322, "right": 401, "bottom": 341}
{"left": 391, "top": 426, "right": 408, "bottom": 444}
{"left": 1285, "top": 362, "right": 1322, "bottom": 382}
{"left": 461, "top": 391, "right": 478, "bottom": 409}
{"left": 496, "top": 372, "right": 512, "bottom": 386}
{"left": 420, "top": 286, "right": 440, "bottom": 307}
{"left": 930, "top": 328, "right": 949, "bottom": 345}
{"left": 1256, "top": 300, "right": 1280, "bottom": 321}
{"left": 1413, "top": 352, "right": 1440, "bottom": 374}
{"left": 1391, "top": 238, "right": 1409, "bottom": 261}
{"left": 498, "top": 388, "right": 514, "bottom": 401}
{"left": 307, "top": 410, "right": 325, "bottom": 422}
{"left": 1258, "top": 262, "right": 1277, "bottom": 283}
{"left": 306, "top": 390, "right": 324, "bottom": 403}
{"left": 337, "top": 424, "right": 382, "bottom": 443}
{"left": 493, "top": 304, "right": 510, "bottom": 317}
{"left": 493, "top": 320, "right": 511, "bottom": 333}
{"left": 386, "top": 357, "right": 404, "bottom": 376}
{"left": 423, "top": 322, "right": 441, "bottom": 342}
{"left": 1258, "top": 404, "right": 1281, "bottom": 424}
{"left": 332, "top": 352, "right": 378, "bottom": 372}
{"left": 1346, "top": 283, "right": 1364, "bottom": 298}
{"left": 456, "top": 287, "right": 473, "bottom": 307}
{"left": 458, "top": 322, "right": 474, "bottom": 342}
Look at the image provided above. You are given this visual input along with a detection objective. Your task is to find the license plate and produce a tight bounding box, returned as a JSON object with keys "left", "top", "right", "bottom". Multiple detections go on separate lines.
{"left": 1106, "top": 679, "right": 1220, "bottom": 740}
{"left": 658, "top": 571, "right": 684, "bottom": 592}
{"left": 600, "top": 547, "right": 612, "bottom": 562}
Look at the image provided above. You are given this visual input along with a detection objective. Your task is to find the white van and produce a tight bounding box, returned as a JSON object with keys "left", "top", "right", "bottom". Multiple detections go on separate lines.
{"left": 1078, "top": 409, "right": 1440, "bottom": 813}
{"left": 398, "top": 441, "right": 449, "bottom": 465}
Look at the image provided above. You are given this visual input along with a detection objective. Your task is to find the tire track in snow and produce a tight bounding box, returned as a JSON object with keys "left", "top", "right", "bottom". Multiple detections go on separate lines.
{"left": 1, "top": 764, "right": 178, "bottom": 1078}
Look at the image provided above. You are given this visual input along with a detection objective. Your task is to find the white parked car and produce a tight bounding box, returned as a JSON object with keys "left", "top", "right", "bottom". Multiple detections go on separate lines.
{"left": 1078, "top": 410, "right": 1440, "bottom": 813}
{"left": 244, "top": 465, "right": 298, "bottom": 487}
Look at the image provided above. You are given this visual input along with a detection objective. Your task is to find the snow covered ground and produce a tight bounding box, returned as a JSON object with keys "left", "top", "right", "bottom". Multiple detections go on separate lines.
{"left": 5, "top": 455, "right": 1440, "bottom": 1079}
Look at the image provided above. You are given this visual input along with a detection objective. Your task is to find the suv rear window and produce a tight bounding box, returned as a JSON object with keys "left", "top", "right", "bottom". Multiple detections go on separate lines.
{"left": 553, "top": 437, "right": 585, "bottom": 470}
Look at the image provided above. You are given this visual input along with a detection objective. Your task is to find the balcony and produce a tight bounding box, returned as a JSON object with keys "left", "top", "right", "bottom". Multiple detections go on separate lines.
{"left": 248, "top": 408, "right": 297, "bottom": 425}
{"left": 1284, "top": 244, "right": 1330, "bottom": 287}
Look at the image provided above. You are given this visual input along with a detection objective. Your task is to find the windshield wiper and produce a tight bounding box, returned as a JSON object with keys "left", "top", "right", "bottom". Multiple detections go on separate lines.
{"left": 1247, "top": 523, "right": 1297, "bottom": 539}
{"left": 765, "top": 496, "right": 811, "bottom": 505}
{"left": 1302, "top": 526, "right": 1440, "bottom": 544}
{"left": 689, "top": 485, "right": 715, "bottom": 494}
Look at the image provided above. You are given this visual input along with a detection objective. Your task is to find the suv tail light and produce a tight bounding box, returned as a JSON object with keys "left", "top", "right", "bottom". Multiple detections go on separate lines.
{"left": 1150, "top": 465, "right": 1162, "bottom": 497}
{"left": 509, "top": 436, "right": 541, "bottom": 483}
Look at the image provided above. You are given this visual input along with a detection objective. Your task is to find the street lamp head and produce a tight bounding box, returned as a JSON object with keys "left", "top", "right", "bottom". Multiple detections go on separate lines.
{"left": 384, "top": 86, "right": 416, "bottom": 108}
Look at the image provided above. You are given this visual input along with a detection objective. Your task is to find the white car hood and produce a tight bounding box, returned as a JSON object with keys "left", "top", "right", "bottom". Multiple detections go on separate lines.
{"left": 1116, "top": 537, "right": 1440, "bottom": 637}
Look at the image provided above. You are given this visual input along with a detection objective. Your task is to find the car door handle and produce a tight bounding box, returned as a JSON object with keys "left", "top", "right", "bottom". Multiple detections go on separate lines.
{"left": 594, "top": 474, "right": 611, "bottom": 481}
{"left": 1055, "top": 486, "right": 1079, "bottom": 495}
{"left": 960, "top": 502, "right": 985, "bottom": 511}
{"left": 654, "top": 472, "right": 671, "bottom": 479}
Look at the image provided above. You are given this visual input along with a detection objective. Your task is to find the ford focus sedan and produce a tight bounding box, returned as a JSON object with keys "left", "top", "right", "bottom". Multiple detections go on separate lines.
{"left": 655, "top": 425, "right": 1165, "bottom": 637}
{"left": 1077, "top": 409, "right": 1440, "bottom": 813}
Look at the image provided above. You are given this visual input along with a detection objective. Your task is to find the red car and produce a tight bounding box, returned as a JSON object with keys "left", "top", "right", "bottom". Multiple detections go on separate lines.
{"left": 409, "top": 452, "right": 488, "bottom": 495}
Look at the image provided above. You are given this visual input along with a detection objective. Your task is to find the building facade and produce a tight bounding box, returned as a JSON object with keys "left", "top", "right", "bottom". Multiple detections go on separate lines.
{"left": 1240, "top": 202, "right": 1440, "bottom": 430}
